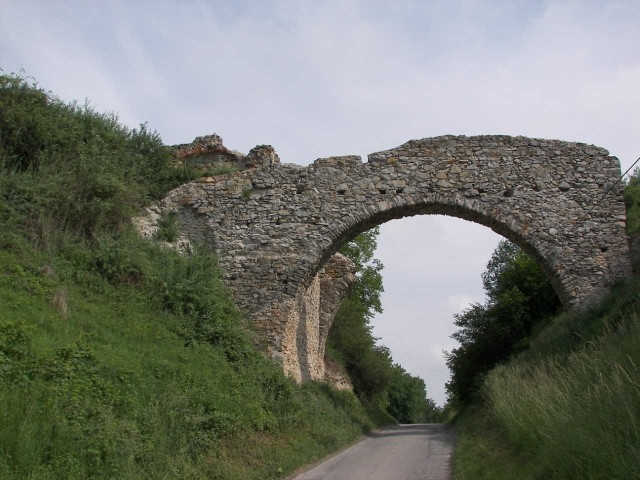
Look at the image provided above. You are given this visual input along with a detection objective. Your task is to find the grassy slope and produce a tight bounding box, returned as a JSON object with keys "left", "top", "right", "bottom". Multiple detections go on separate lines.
{"left": 0, "top": 243, "right": 377, "bottom": 480}
{"left": 0, "top": 73, "right": 383, "bottom": 479}
{"left": 453, "top": 278, "right": 640, "bottom": 480}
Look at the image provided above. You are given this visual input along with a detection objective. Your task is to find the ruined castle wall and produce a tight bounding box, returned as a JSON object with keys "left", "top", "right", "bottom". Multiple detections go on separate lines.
{"left": 141, "top": 134, "right": 633, "bottom": 382}
{"left": 278, "top": 254, "right": 356, "bottom": 384}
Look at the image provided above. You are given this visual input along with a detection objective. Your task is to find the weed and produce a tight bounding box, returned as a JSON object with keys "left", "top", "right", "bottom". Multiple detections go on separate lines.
{"left": 50, "top": 288, "right": 69, "bottom": 318}
{"left": 155, "top": 211, "right": 179, "bottom": 243}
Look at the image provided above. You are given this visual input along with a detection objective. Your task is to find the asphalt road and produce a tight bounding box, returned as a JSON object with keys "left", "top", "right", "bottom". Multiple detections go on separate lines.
{"left": 292, "top": 423, "right": 454, "bottom": 480}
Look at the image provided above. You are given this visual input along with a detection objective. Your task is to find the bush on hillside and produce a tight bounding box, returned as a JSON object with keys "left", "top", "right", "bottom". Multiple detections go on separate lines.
{"left": 0, "top": 72, "right": 385, "bottom": 478}
{"left": 453, "top": 280, "right": 640, "bottom": 480}
{"left": 0, "top": 72, "right": 196, "bottom": 247}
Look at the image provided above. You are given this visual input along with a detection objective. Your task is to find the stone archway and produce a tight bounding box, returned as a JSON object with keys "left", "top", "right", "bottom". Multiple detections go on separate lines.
{"left": 138, "top": 134, "right": 633, "bottom": 382}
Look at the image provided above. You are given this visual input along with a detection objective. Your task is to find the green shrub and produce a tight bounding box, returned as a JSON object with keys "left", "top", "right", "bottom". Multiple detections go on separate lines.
{"left": 155, "top": 211, "right": 179, "bottom": 243}
{"left": 0, "top": 243, "right": 377, "bottom": 479}
{"left": 0, "top": 72, "right": 197, "bottom": 246}
{"left": 92, "top": 233, "right": 151, "bottom": 285}
{"left": 624, "top": 168, "right": 640, "bottom": 234}
{"left": 484, "top": 308, "right": 640, "bottom": 479}
{"left": 446, "top": 240, "right": 560, "bottom": 402}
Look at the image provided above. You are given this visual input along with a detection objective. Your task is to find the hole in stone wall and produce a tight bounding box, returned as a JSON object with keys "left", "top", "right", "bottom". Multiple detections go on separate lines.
{"left": 600, "top": 246, "right": 609, "bottom": 253}
{"left": 503, "top": 187, "right": 515, "bottom": 197}
{"left": 378, "top": 188, "right": 387, "bottom": 194}
{"left": 296, "top": 184, "right": 305, "bottom": 194}
{"left": 396, "top": 187, "right": 404, "bottom": 194}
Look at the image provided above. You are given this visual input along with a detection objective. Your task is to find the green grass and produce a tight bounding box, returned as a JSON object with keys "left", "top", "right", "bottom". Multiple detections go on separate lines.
{"left": 0, "top": 71, "right": 387, "bottom": 478}
{"left": 0, "top": 245, "right": 376, "bottom": 479}
{"left": 453, "top": 279, "right": 640, "bottom": 480}
{"left": 452, "top": 406, "right": 544, "bottom": 480}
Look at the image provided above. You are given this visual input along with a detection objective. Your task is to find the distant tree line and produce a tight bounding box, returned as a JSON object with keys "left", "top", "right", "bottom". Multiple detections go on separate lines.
{"left": 327, "top": 228, "right": 442, "bottom": 423}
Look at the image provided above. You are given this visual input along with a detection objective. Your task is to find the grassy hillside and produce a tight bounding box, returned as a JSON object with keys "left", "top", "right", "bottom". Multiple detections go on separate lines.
{"left": 0, "top": 72, "right": 381, "bottom": 479}
{"left": 453, "top": 261, "right": 640, "bottom": 478}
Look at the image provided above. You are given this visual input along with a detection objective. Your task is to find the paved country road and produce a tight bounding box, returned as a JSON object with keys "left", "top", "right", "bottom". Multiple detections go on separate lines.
{"left": 291, "top": 424, "right": 455, "bottom": 480}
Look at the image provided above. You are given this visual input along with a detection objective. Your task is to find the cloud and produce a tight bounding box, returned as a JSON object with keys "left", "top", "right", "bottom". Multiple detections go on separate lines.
{"left": 447, "top": 294, "right": 481, "bottom": 313}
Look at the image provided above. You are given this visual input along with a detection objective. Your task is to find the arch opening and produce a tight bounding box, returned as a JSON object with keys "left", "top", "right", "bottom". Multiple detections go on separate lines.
{"left": 303, "top": 210, "right": 565, "bottom": 400}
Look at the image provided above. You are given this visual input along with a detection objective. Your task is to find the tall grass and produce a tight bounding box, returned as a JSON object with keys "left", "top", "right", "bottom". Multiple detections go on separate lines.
{"left": 484, "top": 308, "right": 640, "bottom": 479}
{"left": 0, "top": 242, "right": 375, "bottom": 479}
{"left": 454, "top": 282, "right": 640, "bottom": 479}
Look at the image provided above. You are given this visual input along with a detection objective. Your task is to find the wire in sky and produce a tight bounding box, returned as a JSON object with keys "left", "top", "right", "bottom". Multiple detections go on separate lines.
{"left": 570, "top": 155, "right": 640, "bottom": 233}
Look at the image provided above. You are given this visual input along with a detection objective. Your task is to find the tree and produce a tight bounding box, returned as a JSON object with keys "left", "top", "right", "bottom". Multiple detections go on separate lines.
{"left": 338, "top": 227, "right": 384, "bottom": 317}
{"left": 387, "top": 365, "right": 441, "bottom": 423}
{"left": 328, "top": 227, "right": 441, "bottom": 420}
{"left": 446, "top": 240, "right": 561, "bottom": 402}
{"left": 327, "top": 227, "right": 390, "bottom": 400}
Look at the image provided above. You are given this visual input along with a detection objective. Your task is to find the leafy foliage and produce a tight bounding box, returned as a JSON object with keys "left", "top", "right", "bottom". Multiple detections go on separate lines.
{"left": 454, "top": 277, "right": 640, "bottom": 480}
{"left": 386, "top": 365, "right": 442, "bottom": 423}
{"left": 446, "top": 240, "right": 560, "bottom": 402}
{"left": 0, "top": 72, "right": 382, "bottom": 479}
{"left": 623, "top": 167, "right": 640, "bottom": 234}
{"left": 328, "top": 228, "right": 441, "bottom": 421}
{"left": 0, "top": 72, "right": 198, "bottom": 247}
{"left": 155, "top": 211, "right": 179, "bottom": 242}
{"left": 327, "top": 228, "right": 390, "bottom": 400}
{"left": 339, "top": 227, "right": 384, "bottom": 315}
{"left": 0, "top": 249, "right": 377, "bottom": 478}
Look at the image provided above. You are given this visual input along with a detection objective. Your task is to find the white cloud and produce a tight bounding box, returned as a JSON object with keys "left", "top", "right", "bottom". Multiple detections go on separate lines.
{"left": 447, "top": 294, "right": 481, "bottom": 313}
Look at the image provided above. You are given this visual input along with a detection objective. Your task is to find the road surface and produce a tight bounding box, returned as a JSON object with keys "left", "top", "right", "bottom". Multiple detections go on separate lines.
{"left": 292, "top": 423, "right": 454, "bottom": 480}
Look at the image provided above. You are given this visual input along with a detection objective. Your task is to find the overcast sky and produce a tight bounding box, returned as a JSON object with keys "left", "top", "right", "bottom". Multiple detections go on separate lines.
{"left": 2, "top": 0, "right": 639, "bottom": 404}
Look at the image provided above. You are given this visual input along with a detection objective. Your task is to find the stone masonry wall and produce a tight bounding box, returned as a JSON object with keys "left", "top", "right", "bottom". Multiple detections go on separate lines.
{"left": 137, "top": 136, "right": 357, "bottom": 386}
{"left": 278, "top": 253, "right": 356, "bottom": 383}
{"left": 140, "top": 134, "right": 633, "bottom": 383}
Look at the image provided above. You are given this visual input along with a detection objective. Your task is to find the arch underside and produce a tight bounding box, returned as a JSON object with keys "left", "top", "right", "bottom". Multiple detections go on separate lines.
{"left": 311, "top": 197, "right": 572, "bottom": 307}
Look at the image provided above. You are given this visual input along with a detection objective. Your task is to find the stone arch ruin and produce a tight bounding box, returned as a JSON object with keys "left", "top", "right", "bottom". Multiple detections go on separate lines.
{"left": 137, "top": 134, "right": 633, "bottom": 384}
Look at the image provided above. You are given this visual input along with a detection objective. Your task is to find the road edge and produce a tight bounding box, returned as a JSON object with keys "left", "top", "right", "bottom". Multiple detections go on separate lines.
{"left": 284, "top": 424, "right": 399, "bottom": 480}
